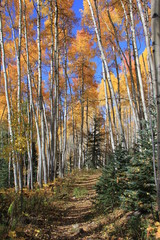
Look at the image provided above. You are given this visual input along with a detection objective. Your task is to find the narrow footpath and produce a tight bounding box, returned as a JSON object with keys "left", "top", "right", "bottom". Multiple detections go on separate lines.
{"left": 48, "top": 172, "right": 103, "bottom": 240}
{"left": 23, "top": 171, "right": 106, "bottom": 240}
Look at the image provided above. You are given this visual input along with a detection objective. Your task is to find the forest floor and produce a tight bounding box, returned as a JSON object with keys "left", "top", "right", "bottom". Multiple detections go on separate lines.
{"left": 0, "top": 170, "right": 112, "bottom": 239}
{"left": 0, "top": 170, "right": 156, "bottom": 239}
{"left": 22, "top": 170, "right": 109, "bottom": 240}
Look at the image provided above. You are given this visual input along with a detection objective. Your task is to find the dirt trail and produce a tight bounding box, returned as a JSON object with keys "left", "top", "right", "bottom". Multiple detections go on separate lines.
{"left": 47, "top": 173, "right": 103, "bottom": 240}
{"left": 16, "top": 171, "right": 107, "bottom": 240}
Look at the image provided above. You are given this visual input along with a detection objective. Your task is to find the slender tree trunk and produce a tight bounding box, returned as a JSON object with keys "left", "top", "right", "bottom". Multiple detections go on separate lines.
{"left": 81, "top": 63, "right": 85, "bottom": 167}
{"left": 43, "top": 103, "right": 50, "bottom": 180}
{"left": 0, "top": 13, "right": 18, "bottom": 192}
{"left": 107, "top": 5, "right": 140, "bottom": 134}
{"left": 59, "top": 109, "right": 63, "bottom": 177}
{"left": 18, "top": 0, "right": 22, "bottom": 191}
{"left": 137, "top": 0, "right": 156, "bottom": 99}
{"left": 120, "top": 0, "right": 139, "bottom": 116}
{"left": 26, "top": 81, "right": 33, "bottom": 189}
{"left": 107, "top": 71, "right": 118, "bottom": 141}
{"left": 50, "top": 0, "right": 54, "bottom": 181}
{"left": 62, "top": 29, "right": 67, "bottom": 177}
{"left": 7, "top": 0, "right": 23, "bottom": 190}
{"left": 37, "top": 0, "right": 47, "bottom": 185}
{"left": 17, "top": 0, "right": 22, "bottom": 125}
{"left": 23, "top": 0, "right": 42, "bottom": 187}
{"left": 151, "top": 0, "right": 160, "bottom": 211}
{"left": 129, "top": 0, "right": 148, "bottom": 122}
{"left": 87, "top": 0, "right": 126, "bottom": 148}
{"left": 86, "top": 98, "right": 89, "bottom": 167}
{"left": 53, "top": 0, "right": 59, "bottom": 179}
{"left": 113, "top": 46, "right": 121, "bottom": 119}
{"left": 68, "top": 78, "right": 76, "bottom": 168}
{"left": 102, "top": 62, "right": 115, "bottom": 151}
{"left": 8, "top": 154, "right": 11, "bottom": 187}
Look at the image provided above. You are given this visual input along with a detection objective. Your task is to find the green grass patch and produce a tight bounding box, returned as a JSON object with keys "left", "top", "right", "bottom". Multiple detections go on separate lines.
{"left": 73, "top": 187, "right": 88, "bottom": 198}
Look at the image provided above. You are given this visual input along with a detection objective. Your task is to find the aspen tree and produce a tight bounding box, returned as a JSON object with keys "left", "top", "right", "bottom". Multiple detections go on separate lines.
{"left": 120, "top": 0, "right": 139, "bottom": 119}
{"left": 129, "top": 0, "right": 148, "bottom": 123}
{"left": 50, "top": 0, "right": 54, "bottom": 181}
{"left": 106, "top": 4, "right": 140, "bottom": 134}
{"left": 68, "top": 78, "right": 76, "bottom": 168}
{"left": 53, "top": 0, "right": 59, "bottom": 179}
{"left": 61, "top": 29, "right": 68, "bottom": 177}
{"left": 7, "top": 0, "right": 23, "bottom": 190}
{"left": 102, "top": 62, "right": 115, "bottom": 151}
{"left": 87, "top": 0, "right": 127, "bottom": 148}
{"left": 26, "top": 80, "right": 33, "bottom": 189}
{"left": 137, "top": 0, "right": 156, "bottom": 99}
{"left": 81, "top": 62, "right": 85, "bottom": 167}
{"left": 0, "top": 9, "right": 18, "bottom": 192}
{"left": 23, "top": 0, "right": 42, "bottom": 188}
{"left": 37, "top": 0, "right": 43, "bottom": 186}
{"left": 151, "top": 0, "right": 160, "bottom": 211}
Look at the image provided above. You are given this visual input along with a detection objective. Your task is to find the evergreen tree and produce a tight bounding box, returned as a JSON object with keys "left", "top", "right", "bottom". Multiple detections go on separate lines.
{"left": 121, "top": 118, "right": 157, "bottom": 213}
{"left": 95, "top": 146, "right": 131, "bottom": 212}
{"left": 86, "top": 116, "right": 104, "bottom": 168}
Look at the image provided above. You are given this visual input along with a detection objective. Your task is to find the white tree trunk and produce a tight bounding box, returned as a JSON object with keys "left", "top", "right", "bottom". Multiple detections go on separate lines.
{"left": 129, "top": 0, "right": 148, "bottom": 123}
{"left": 102, "top": 62, "right": 115, "bottom": 151}
{"left": 43, "top": 102, "right": 50, "bottom": 180}
{"left": 62, "top": 31, "right": 68, "bottom": 177}
{"left": 7, "top": 0, "right": 23, "bottom": 190}
{"left": 151, "top": 0, "right": 160, "bottom": 211}
{"left": 23, "top": 0, "right": 42, "bottom": 187}
{"left": 53, "top": 0, "right": 59, "bottom": 179}
{"left": 37, "top": 0, "right": 47, "bottom": 185}
{"left": 87, "top": 0, "right": 126, "bottom": 148}
{"left": 50, "top": 0, "right": 54, "bottom": 181}
{"left": 137, "top": 0, "right": 156, "bottom": 99}
{"left": 0, "top": 12, "right": 18, "bottom": 192}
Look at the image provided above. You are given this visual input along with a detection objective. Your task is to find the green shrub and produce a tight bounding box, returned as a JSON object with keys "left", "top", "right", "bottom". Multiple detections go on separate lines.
{"left": 96, "top": 106, "right": 157, "bottom": 215}
{"left": 95, "top": 146, "right": 130, "bottom": 212}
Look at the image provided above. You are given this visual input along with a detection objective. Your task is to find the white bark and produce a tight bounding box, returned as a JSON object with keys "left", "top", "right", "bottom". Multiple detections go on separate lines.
{"left": 129, "top": 0, "right": 148, "bottom": 123}
{"left": 87, "top": 0, "right": 126, "bottom": 148}
{"left": 151, "top": 0, "right": 160, "bottom": 211}
{"left": 0, "top": 12, "right": 18, "bottom": 192}
{"left": 137, "top": 0, "right": 156, "bottom": 99}
{"left": 37, "top": 0, "right": 47, "bottom": 185}
{"left": 43, "top": 102, "right": 50, "bottom": 180}
{"left": 53, "top": 0, "right": 59, "bottom": 179}
{"left": 7, "top": 0, "right": 23, "bottom": 190}
{"left": 120, "top": 0, "right": 139, "bottom": 118}
{"left": 68, "top": 78, "right": 76, "bottom": 168}
{"left": 50, "top": 0, "right": 54, "bottom": 181}
{"left": 107, "top": 2, "right": 140, "bottom": 136}
{"left": 62, "top": 31, "right": 68, "bottom": 177}
{"left": 102, "top": 62, "right": 115, "bottom": 151}
{"left": 81, "top": 64, "right": 85, "bottom": 167}
{"left": 23, "top": 0, "right": 42, "bottom": 187}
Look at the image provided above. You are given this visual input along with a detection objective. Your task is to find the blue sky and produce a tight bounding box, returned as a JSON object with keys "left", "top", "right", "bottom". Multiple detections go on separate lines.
{"left": 73, "top": 0, "right": 83, "bottom": 19}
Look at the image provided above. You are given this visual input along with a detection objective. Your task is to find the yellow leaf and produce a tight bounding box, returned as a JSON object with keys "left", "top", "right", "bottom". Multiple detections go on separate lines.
{"left": 8, "top": 230, "right": 16, "bottom": 238}
{"left": 156, "top": 232, "right": 160, "bottom": 239}
{"left": 156, "top": 226, "right": 160, "bottom": 239}
{"left": 155, "top": 222, "right": 160, "bottom": 227}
